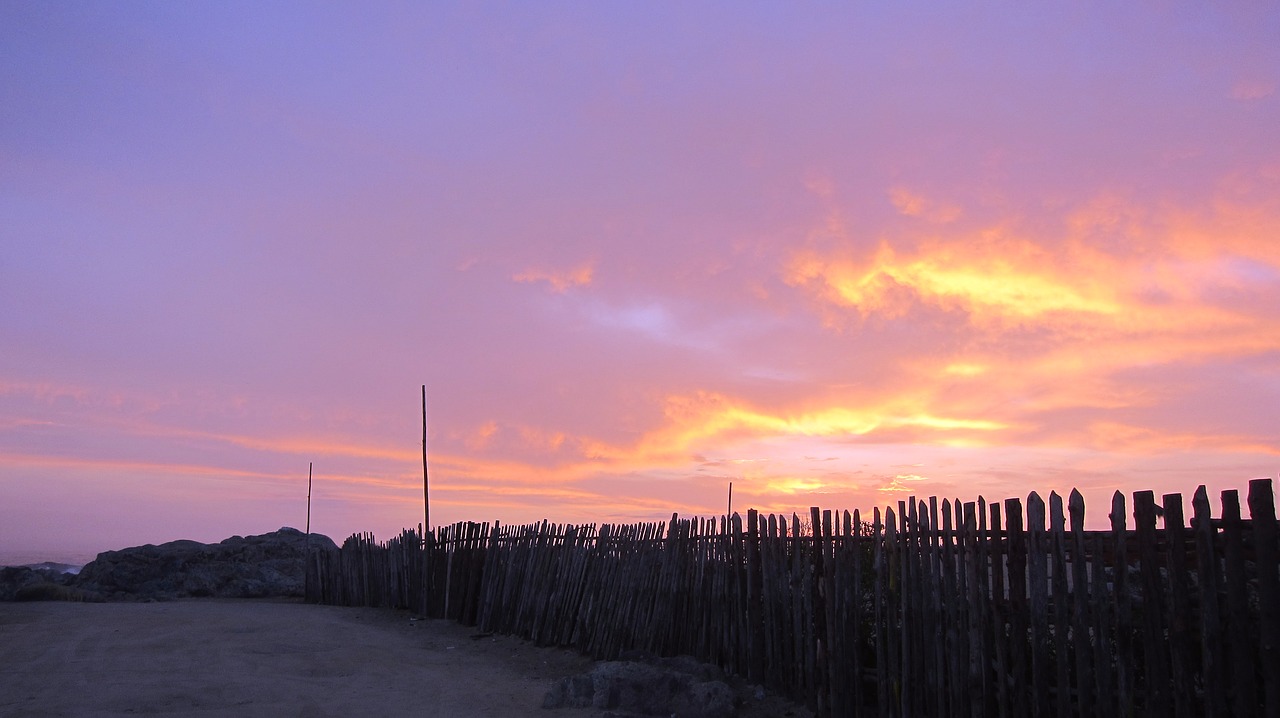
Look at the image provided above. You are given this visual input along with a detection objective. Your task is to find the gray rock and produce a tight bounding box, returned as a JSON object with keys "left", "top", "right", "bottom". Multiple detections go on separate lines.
{"left": 543, "top": 656, "right": 736, "bottom": 718}
{"left": 70, "top": 527, "right": 338, "bottom": 601}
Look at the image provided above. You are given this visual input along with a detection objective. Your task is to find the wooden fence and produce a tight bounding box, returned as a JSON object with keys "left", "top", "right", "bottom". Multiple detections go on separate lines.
{"left": 307, "top": 478, "right": 1280, "bottom": 718}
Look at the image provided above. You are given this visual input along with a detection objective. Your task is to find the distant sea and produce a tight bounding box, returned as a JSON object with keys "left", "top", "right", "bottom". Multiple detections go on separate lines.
{"left": 0, "top": 551, "right": 95, "bottom": 572}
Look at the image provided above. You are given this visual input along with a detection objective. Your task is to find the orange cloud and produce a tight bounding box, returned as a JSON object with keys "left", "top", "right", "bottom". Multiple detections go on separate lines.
{"left": 888, "top": 186, "right": 962, "bottom": 223}
{"left": 1230, "top": 79, "right": 1275, "bottom": 101}
{"left": 465, "top": 420, "right": 499, "bottom": 450}
{"left": 765, "top": 476, "right": 835, "bottom": 494}
{"left": 576, "top": 390, "right": 1008, "bottom": 470}
{"left": 787, "top": 186, "right": 1280, "bottom": 347}
{"left": 513, "top": 261, "right": 595, "bottom": 292}
{"left": 786, "top": 237, "right": 1123, "bottom": 326}
{"left": 943, "top": 363, "right": 987, "bottom": 377}
{"left": 1081, "top": 422, "right": 1280, "bottom": 456}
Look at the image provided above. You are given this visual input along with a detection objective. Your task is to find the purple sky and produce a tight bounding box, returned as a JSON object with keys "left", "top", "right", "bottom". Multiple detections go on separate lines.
{"left": 3, "top": 2, "right": 1278, "bottom": 563}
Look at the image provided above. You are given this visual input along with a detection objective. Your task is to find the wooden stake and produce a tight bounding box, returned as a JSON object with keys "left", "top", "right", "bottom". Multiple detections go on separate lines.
{"left": 422, "top": 386, "right": 431, "bottom": 617}
{"left": 422, "top": 386, "right": 430, "bottom": 532}
{"left": 728, "top": 481, "right": 733, "bottom": 516}
{"left": 306, "top": 461, "right": 313, "bottom": 535}
{"left": 305, "top": 461, "right": 313, "bottom": 602}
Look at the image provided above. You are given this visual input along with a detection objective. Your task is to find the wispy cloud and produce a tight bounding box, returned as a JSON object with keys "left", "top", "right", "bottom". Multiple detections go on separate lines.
{"left": 513, "top": 261, "right": 595, "bottom": 293}
{"left": 1230, "top": 79, "right": 1275, "bottom": 101}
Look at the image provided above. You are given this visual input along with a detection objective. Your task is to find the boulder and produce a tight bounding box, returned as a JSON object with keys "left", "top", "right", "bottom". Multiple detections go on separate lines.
{"left": 72, "top": 527, "right": 337, "bottom": 601}
{"left": 543, "top": 654, "right": 737, "bottom": 718}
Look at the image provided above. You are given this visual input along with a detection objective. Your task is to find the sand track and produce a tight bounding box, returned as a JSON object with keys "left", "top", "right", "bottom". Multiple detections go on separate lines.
{"left": 0, "top": 599, "right": 595, "bottom": 717}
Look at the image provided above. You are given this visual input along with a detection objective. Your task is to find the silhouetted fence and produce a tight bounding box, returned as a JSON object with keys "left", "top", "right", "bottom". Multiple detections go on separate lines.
{"left": 307, "top": 478, "right": 1280, "bottom": 717}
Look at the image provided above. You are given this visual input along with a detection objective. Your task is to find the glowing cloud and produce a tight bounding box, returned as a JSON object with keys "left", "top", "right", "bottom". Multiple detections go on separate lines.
{"left": 513, "top": 262, "right": 595, "bottom": 293}
{"left": 574, "top": 391, "right": 1009, "bottom": 471}
{"left": 785, "top": 238, "right": 1123, "bottom": 325}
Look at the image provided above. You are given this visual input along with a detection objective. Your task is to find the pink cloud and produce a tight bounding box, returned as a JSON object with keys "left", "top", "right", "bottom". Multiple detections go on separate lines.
{"left": 1230, "top": 79, "right": 1275, "bottom": 100}
{"left": 512, "top": 262, "right": 596, "bottom": 293}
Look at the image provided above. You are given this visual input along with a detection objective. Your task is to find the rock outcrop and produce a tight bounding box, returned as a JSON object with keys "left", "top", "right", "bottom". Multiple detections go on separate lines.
{"left": 70, "top": 527, "right": 337, "bottom": 601}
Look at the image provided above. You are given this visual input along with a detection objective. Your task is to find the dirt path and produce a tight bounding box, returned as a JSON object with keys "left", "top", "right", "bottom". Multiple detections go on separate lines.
{"left": 0, "top": 599, "right": 596, "bottom": 717}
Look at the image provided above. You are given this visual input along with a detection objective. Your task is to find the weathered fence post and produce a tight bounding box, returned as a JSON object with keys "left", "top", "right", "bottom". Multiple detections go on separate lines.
{"left": 1069, "top": 489, "right": 1095, "bottom": 718}
{"left": 989, "top": 499, "right": 1010, "bottom": 718}
{"left": 1111, "top": 491, "right": 1134, "bottom": 716}
{"left": 1048, "top": 492, "right": 1070, "bottom": 718}
{"left": 1248, "top": 478, "right": 1280, "bottom": 718}
{"left": 1006, "top": 496, "right": 1029, "bottom": 717}
{"left": 1027, "top": 492, "right": 1050, "bottom": 718}
{"left": 746, "top": 508, "right": 765, "bottom": 685}
{"left": 1193, "top": 486, "right": 1227, "bottom": 718}
{"left": 1163, "top": 492, "right": 1195, "bottom": 718}
{"left": 1135, "top": 490, "right": 1172, "bottom": 714}
{"left": 1222, "top": 489, "right": 1258, "bottom": 716}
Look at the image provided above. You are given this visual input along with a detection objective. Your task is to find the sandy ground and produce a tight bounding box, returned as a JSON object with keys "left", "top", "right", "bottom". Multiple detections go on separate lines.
{"left": 0, "top": 599, "right": 598, "bottom": 717}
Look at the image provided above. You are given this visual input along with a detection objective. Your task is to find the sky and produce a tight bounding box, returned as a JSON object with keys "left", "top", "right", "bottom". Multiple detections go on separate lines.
{"left": 2, "top": 2, "right": 1279, "bottom": 563}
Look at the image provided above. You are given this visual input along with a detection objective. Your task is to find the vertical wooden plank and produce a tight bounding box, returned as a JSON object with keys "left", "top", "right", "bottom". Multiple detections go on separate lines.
{"left": 915, "top": 497, "right": 934, "bottom": 716}
{"left": 1135, "top": 490, "right": 1171, "bottom": 715}
{"left": 955, "top": 496, "right": 970, "bottom": 716}
{"left": 1026, "top": 492, "right": 1050, "bottom": 718}
{"left": 793, "top": 511, "right": 813, "bottom": 712}
{"left": 1111, "top": 491, "right": 1134, "bottom": 717}
{"left": 754, "top": 514, "right": 772, "bottom": 693}
{"left": 771, "top": 514, "right": 786, "bottom": 697}
{"left": 1048, "top": 492, "right": 1070, "bottom": 718}
{"left": 1248, "top": 478, "right": 1280, "bottom": 718}
{"left": 1068, "top": 489, "right": 1095, "bottom": 718}
{"left": 746, "top": 508, "right": 765, "bottom": 685}
{"left": 1006, "top": 496, "right": 1029, "bottom": 718}
{"left": 1193, "top": 486, "right": 1227, "bottom": 718}
{"left": 963, "top": 501, "right": 984, "bottom": 718}
{"left": 928, "top": 496, "right": 946, "bottom": 718}
{"left": 976, "top": 496, "right": 992, "bottom": 717}
{"left": 770, "top": 513, "right": 791, "bottom": 697}
{"left": 822, "top": 509, "right": 840, "bottom": 717}
{"left": 944, "top": 498, "right": 964, "bottom": 718}
{"left": 1162, "top": 493, "right": 1195, "bottom": 718}
{"left": 1222, "top": 489, "right": 1259, "bottom": 717}
{"left": 783, "top": 514, "right": 802, "bottom": 701}
{"left": 1089, "top": 528, "right": 1113, "bottom": 714}
{"left": 851, "top": 508, "right": 864, "bottom": 714}
{"left": 809, "top": 506, "right": 829, "bottom": 717}
{"left": 877, "top": 506, "right": 895, "bottom": 718}
{"left": 900, "top": 499, "right": 914, "bottom": 718}
{"left": 989, "top": 500, "right": 1010, "bottom": 718}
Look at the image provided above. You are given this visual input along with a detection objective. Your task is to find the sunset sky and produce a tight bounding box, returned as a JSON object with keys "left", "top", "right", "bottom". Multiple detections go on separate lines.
{"left": 3, "top": 3, "right": 1279, "bottom": 563}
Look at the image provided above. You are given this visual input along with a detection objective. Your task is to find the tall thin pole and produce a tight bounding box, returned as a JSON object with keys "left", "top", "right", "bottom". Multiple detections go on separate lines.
{"left": 305, "top": 462, "right": 313, "bottom": 602}
{"left": 306, "top": 462, "right": 313, "bottom": 535}
{"left": 422, "top": 386, "right": 430, "bottom": 532}
{"left": 421, "top": 386, "right": 431, "bottom": 617}
{"left": 727, "top": 481, "right": 733, "bottom": 516}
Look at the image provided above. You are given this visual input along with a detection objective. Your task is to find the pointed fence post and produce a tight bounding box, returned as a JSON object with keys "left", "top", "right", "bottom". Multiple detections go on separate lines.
{"left": 1248, "top": 478, "right": 1280, "bottom": 717}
